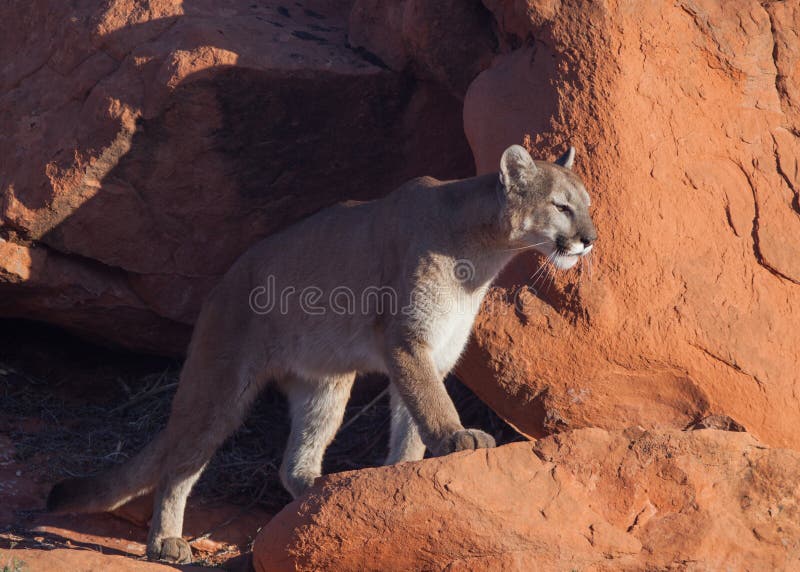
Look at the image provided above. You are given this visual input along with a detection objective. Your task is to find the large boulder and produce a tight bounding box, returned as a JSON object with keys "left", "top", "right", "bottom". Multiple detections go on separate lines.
{"left": 0, "top": 0, "right": 473, "bottom": 353}
{"left": 253, "top": 428, "right": 800, "bottom": 570}
{"left": 457, "top": 0, "right": 800, "bottom": 449}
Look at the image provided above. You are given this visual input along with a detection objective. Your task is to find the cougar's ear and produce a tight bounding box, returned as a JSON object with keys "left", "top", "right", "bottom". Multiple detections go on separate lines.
{"left": 499, "top": 145, "right": 537, "bottom": 190}
{"left": 555, "top": 146, "right": 575, "bottom": 169}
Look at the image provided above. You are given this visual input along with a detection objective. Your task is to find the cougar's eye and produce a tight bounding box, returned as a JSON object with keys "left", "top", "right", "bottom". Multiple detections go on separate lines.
{"left": 553, "top": 202, "right": 573, "bottom": 216}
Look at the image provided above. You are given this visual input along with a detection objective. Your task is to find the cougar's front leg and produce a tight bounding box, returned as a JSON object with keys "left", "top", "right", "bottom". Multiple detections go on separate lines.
{"left": 384, "top": 382, "right": 426, "bottom": 465}
{"left": 387, "top": 341, "right": 495, "bottom": 457}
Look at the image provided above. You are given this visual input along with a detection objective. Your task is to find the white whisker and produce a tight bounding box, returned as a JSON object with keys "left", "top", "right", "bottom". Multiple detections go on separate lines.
{"left": 500, "top": 241, "right": 551, "bottom": 253}
{"left": 529, "top": 251, "right": 554, "bottom": 283}
{"left": 530, "top": 251, "right": 556, "bottom": 292}
{"left": 546, "top": 254, "right": 558, "bottom": 291}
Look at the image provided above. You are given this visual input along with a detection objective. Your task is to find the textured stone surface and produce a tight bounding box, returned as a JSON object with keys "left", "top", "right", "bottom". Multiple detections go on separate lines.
{"left": 458, "top": 0, "right": 800, "bottom": 449}
{"left": 0, "top": 548, "right": 206, "bottom": 571}
{"left": 253, "top": 428, "right": 800, "bottom": 571}
{"left": 0, "top": 0, "right": 473, "bottom": 353}
{"left": 348, "top": 0, "right": 496, "bottom": 96}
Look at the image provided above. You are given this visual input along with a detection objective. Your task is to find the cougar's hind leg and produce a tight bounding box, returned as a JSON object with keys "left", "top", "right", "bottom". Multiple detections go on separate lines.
{"left": 145, "top": 355, "right": 269, "bottom": 564}
{"left": 384, "top": 382, "right": 426, "bottom": 465}
{"left": 279, "top": 373, "right": 355, "bottom": 498}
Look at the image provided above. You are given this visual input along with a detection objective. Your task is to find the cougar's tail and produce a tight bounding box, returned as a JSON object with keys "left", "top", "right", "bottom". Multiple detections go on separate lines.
{"left": 47, "top": 431, "right": 168, "bottom": 514}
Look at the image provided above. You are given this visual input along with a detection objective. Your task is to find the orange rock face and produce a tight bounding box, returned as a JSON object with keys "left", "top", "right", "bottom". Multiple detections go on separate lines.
{"left": 253, "top": 428, "right": 800, "bottom": 571}
{"left": 348, "top": 0, "right": 496, "bottom": 96}
{"left": 458, "top": 0, "right": 800, "bottom": 449}
{"left": 0, "top": 0, "right": 473, "bottom": 353}
{"left": 0, "top": 548, "right": 194, "bottom": 572}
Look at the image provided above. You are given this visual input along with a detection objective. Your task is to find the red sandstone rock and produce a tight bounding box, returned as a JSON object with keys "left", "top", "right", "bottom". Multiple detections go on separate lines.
{"left": 253, "top": 429, "right": 800, "bottom": 571}
{"left": 458, "top": 0, "right": 800, "bottom": 449}
{"left": 0, "top": 0, "right": 473, "bottom": 353}
{"left": 0, "top": 548, "right": 205, "bottom": 571}
{"left": 348, "top": 0, "right": 496, "bottom": 96}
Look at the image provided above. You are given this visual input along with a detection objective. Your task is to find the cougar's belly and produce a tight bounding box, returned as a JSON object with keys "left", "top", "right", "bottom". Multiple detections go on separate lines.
{"left": 292, "top": 326, "right": 388, "bottom": 380}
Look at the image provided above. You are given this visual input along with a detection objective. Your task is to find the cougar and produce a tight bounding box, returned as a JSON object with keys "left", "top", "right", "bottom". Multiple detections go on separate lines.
{"left": 47, "top": 144, "right": 596, "bottom": 563}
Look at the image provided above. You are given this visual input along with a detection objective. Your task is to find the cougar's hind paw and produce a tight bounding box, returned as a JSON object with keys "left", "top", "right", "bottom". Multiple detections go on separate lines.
{"left": 147, "top": 537, "right": 193, "bottom": 564}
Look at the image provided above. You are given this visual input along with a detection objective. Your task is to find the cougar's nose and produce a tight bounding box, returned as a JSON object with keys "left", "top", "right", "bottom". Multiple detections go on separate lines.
{"left": 581, "top": 233, "right": 596, "bottom": 247}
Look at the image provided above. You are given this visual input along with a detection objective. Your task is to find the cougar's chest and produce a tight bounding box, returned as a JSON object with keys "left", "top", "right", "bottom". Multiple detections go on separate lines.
{"left": 427, "top": 289, "right": 487, "bottom": 375}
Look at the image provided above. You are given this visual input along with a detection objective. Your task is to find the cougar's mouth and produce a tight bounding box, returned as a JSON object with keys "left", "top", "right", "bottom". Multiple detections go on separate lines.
{"left": 549, "top": 234, "right": 594, "bottom": 270}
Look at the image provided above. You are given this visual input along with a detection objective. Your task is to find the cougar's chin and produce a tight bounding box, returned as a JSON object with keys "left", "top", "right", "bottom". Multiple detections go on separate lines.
{"left": 553, "top": 254, "right": 579, "bottom": 270}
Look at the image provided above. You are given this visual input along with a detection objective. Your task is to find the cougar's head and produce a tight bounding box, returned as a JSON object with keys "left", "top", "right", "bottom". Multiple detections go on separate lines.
{"left": 498, "top": 144, "right": 596, "bottom": 270}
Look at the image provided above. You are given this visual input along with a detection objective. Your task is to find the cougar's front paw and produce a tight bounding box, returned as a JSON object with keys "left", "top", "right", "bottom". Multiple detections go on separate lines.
{"left": 438, "top": 429, "right": 496, "bottom": 455}
{"left": 147, "top": 537, "right": 192, "bottom": 564}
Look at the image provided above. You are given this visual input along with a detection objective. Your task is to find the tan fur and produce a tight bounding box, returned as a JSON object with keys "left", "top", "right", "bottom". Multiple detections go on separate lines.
{"left": 47, "top": 145, "right": 596, "bottom": 563}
